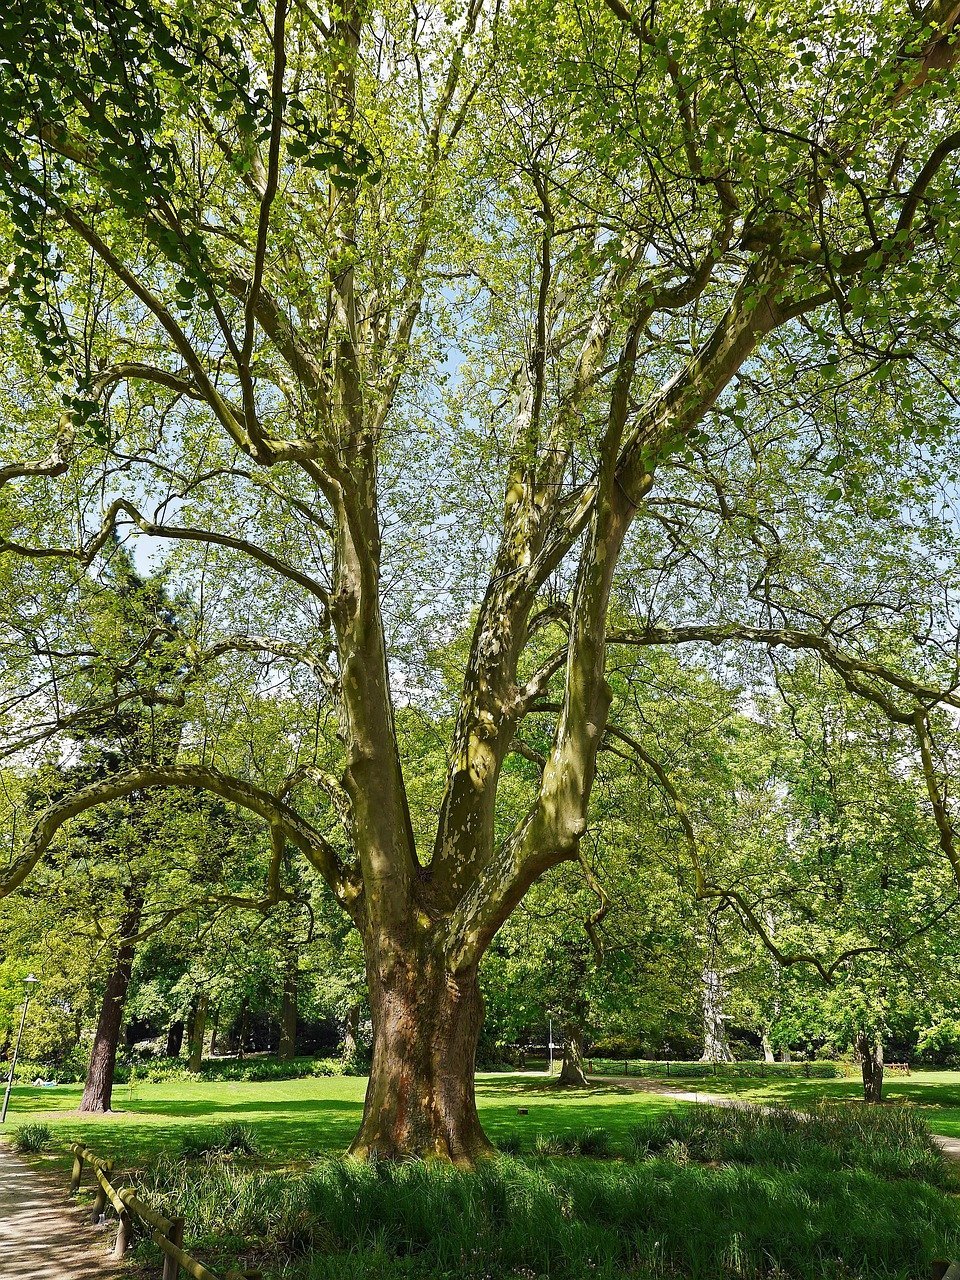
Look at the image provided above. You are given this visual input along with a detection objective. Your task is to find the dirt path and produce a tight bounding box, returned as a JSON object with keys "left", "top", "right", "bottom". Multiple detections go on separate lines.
{"left": 599, "top": 1075, "right": 960, "bottom": 1161}
{"left": 0, "top": 1144, "right": 119, "bottom": 1279}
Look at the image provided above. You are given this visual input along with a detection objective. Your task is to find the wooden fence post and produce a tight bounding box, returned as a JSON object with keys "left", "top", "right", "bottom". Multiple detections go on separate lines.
{"left": 115, "top": 1207, "right": 134, "bottom": 1258}
{"left": 163, "top": 1217, "right": 185, "bottom": 1280}
{"left": 70, "top": 1145, "right": 84, "bottom": 1193}
{"left": 90, "top": 1160, "right": 113, "bottom": 1224}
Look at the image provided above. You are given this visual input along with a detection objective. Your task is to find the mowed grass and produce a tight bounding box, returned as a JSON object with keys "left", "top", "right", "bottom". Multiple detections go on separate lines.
{"left": 0, "top": 1071, "right": 678, "bottom": 1167}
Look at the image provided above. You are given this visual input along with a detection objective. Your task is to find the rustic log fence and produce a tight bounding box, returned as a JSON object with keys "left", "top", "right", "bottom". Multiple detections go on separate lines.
{"left": 69, "top": 1143, "right": 259, "bottom": 1280}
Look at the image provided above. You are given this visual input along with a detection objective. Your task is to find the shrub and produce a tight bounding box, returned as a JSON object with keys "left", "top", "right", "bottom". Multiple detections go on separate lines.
{"left": 13, "top": 1123, "right": 50, "bottom": 1153}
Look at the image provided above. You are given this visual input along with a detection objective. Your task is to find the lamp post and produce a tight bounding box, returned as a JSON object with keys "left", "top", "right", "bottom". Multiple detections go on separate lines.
{"left": 1, "top": 974, "right": 39, "bottom": 1124}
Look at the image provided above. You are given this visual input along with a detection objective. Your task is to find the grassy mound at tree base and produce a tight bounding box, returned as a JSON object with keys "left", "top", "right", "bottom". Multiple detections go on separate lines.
{"left": 132, "top": 1104, "right": 960, "bottom": 1280}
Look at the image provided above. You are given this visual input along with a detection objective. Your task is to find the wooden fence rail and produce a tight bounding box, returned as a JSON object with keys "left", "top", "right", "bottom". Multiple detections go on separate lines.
{"left": 69, "top": 1143, "right": 259, "bottom": 1280}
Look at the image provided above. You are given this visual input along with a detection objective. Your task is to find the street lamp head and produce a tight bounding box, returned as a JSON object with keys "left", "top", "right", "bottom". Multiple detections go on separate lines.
{"left": 23, "top": 974, "right": 39, "bottom": 988}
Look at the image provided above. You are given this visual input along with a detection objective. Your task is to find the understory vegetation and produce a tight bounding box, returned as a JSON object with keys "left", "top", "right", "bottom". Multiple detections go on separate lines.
{"left": 11, "top": 1122, "right": 50, "bottom": 1153}
{"left": 126, "top": 1105, "right": 959, "bottom": 1280}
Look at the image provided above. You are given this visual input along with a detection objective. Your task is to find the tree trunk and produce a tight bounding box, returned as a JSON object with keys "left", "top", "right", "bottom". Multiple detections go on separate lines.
{"left": 557, "top": 1025, "right": 589, "bottom": 1087}
{"left": 857, "top": 1030, "right": 884, "bottom": 1103}
{"left": 342, "top": 1002, "right": 360, "bottom": 1062}
{"left": 208, "top": 1008, "right": 220, "bottom": 1058}
{"left": 347, "top": 948, "right": 491, "bottom": 1164}
{"left": 278, "top": 954, "right": 298, "bottom": 1061}
{"left": 165, "top": 1018, "right": 184, "bottom": 1058}
{"left": 236, "top": 997, "right": 249, "bottom": 1060}
{"left": 188, "top": 994, "right": 208, "bottom": 1072}
{"left": 80, "top": 887, "right": 143, "bottom": 1113}
{"left": 700, "top": 965, "right": 735, "bottom": 1063}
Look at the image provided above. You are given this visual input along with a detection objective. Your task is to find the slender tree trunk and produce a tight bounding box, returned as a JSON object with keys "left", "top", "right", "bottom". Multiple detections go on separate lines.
{"left": 165, "top": 1019, "right": 184, "bottom": 1057}
{"left": 779, "top": 1047, "right": 792, "bottom": 1062}
{"left": 856, "top": 1030, "right": 884, "bottom": 1103}
{"left": 347, "top": 943, "right": 491, "bottom": 1164}
{"left": 700, "top": 965, "right": 735, "bottom": 1063}
{"left": 188, "top": 994, "right": 208, "bottom": 1072}
{"left": 208, "top": 1008, "right": 220, "bottom": 1058}
{"left": 278, "top": 953, "right": 298, "bottom": 1061}
{"left": 236, "top": 997, "right": 249, "bottom": 1061}
{"left": 342, "top": 1002, "right": 360, "bottom": 1061}
{"left": 557, "top": 1025, "right": 589, "bottom": 1087}
{"left": 80, "top": 886, "right": 144, "bottom": 1113}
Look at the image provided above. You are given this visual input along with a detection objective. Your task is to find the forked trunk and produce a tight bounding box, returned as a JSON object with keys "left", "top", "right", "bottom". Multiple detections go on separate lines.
{"left": 856, "top": 1030, "right": 884, "bottom": 1103}
{"left": 558, "top": 1025, "right": 589, "bottom": 1087}
{"left": 80, "top": 887, "right": 143, "bottom": 1113}
{"left": 348, "top": 945, "right": 492, "bottom": 1164}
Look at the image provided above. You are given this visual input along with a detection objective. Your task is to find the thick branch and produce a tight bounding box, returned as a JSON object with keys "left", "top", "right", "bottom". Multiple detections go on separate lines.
{"left": 2, "top": 765, "right": 358, "bottom": 908}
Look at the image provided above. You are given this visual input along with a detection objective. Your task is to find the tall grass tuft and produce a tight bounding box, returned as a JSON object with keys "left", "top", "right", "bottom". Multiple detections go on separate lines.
{"left": 628, "top": 1101, "right": 950, "bottom": 1185}
{"left": 12, "top": 1122, "right": 50, "bottom": 1153}
{"left": 180, "top": 1121, "right": 261, "bottom": 1161}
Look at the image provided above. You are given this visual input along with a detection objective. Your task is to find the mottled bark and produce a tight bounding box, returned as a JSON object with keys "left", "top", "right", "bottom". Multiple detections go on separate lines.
{"left": 342, "top": 1002, "right": 360, "bottom": 1061}
{"left": 348, "top": 937, "right": 491, "bottom": 1164}
{"left": 857, "top": 1031, "right": 884, "bottom": 1103}
{"left": 700, "top": 965, "right": 734, "bottom": 1063}
{"left": 558, "top": 1026, "right": 589, "bottom": 1087}
{"left": 80, "top": 886, "right": 143, "bottom": 1113}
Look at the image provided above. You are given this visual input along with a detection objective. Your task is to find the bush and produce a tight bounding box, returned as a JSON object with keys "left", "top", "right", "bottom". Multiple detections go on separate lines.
{"left": 587, "top": 1036, "right": 646, "bottom": 1059}
{"left": 12, "top": 1056, "right": 85, "bottom": 1085}
{"left": 13, "top": 1123, "right": 50, "bottom": 1153}
{"left": 129, "top": 1054, "right": 351, "bottom": 1086}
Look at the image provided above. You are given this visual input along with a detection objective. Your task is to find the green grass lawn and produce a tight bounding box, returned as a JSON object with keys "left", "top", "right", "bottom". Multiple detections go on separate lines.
{"left": 0, "top": 1071, "right": 678, "bottom": 1167}
{"left": 4, "top": 1070, "right": 960, "bottom": 1280}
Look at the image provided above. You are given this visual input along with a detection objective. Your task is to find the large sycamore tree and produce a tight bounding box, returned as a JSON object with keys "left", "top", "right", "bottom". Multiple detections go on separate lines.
{"left": 3, "top": 0, "right": 960, "bottom": 1160}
